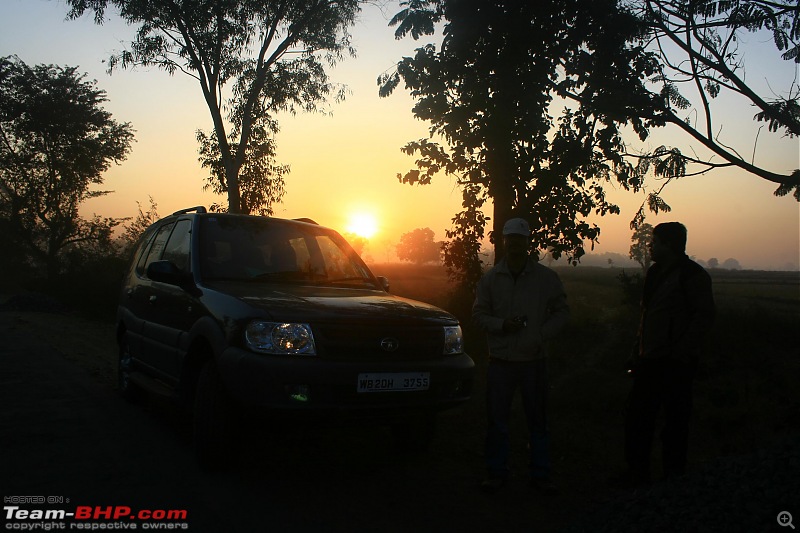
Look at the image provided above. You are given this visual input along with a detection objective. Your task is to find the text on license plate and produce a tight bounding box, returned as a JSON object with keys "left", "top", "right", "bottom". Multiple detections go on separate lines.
{"left": 357, "top": 372, "right": 430, "bottom": 393}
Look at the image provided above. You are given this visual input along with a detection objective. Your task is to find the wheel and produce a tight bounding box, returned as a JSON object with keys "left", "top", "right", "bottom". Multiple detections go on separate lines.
{"left": 118, "top": 333, "right": 139, "bottom": 402}
{"left": 193, "top": 361, "right": 235, "bottom": 469}
{"left": 391, "top": 413, "right": 437, "bottom": 454}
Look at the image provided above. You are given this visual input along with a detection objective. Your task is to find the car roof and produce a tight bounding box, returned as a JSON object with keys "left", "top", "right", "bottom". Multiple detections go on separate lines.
{"left": 158, "top": 208, "right": 321, "bottom": 229}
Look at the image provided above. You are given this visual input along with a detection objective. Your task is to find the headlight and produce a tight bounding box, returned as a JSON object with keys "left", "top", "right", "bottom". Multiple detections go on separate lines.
{"left": 443, "top": 325, "right": 464, "bottom": 355}
{"left": 246, "top": 321, "right": 316, "bottom": 355}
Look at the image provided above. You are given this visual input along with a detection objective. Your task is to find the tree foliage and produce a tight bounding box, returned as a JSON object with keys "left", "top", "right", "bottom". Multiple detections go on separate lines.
{"left": 629, "top": 222, "right": 654, "bottom": 272}
{"left": 396, "top": 227, "right": 441, "bottom": 264}
{"left": 0, "top": 56, "right": 134, "bottom": 278}
{"left": 342, "top": 232, "right": 367, "bottom": 256}
{"left": 197, "top": 122, "right": 288, "bottom": 217}
{"left": 627, "top": 0, "right": 800, "bottom": 204}
{"left": 380, "top": 0, "right": 656, "bottom": 285}
{"left": 119, "top": 196, "right": 160, "bottom": 255}
{"left": 721, "top": 257, "right": 742, "bottom": 270}
{"left": 381, "top": 0, "right": 798, "bottom": 286}
{"left": 66, "top": 0, "right": 361, "bottom": 214}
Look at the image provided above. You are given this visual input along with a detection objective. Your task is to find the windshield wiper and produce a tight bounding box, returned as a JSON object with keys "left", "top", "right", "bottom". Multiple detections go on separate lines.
{"left": 252, "top": 271, "right": 309, "bottom": 282}
{"left": 326, "top": 276, "right": 375, "bottom": 286}
{"left": 202, "top": 276, "right": 249, "bottom": 282}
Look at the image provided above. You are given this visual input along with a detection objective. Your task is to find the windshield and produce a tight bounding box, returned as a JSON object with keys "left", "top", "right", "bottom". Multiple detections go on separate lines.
{"left": 198, "top": 216, "right": 377, "bottom": 288}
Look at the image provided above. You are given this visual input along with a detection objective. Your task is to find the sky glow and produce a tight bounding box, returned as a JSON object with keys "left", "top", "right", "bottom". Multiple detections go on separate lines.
{"left": 1, "top": 0, "right": 798, "bottom": 269}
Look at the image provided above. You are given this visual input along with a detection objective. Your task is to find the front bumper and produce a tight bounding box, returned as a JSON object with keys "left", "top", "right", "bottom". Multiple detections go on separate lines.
{"left": 216, "top": 346, "right": 475, "bottom": 416}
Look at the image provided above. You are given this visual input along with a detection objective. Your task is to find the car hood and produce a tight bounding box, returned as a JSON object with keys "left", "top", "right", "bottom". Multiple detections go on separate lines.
{"left": 202, "top": 281, "right": 456, "bottom": 324}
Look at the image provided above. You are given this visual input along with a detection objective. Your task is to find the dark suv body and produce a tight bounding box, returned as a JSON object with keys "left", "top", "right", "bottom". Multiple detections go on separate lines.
{"left": 117, "top": 207, "right": 474, "bottom": 464}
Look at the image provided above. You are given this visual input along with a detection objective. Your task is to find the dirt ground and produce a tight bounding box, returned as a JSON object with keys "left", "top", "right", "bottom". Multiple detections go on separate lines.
{"left": 1, "top": 309, "right": 595, "bottom": 533}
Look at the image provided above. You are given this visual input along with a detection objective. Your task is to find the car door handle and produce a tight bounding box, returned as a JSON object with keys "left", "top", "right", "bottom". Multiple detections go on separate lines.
{"left": 149, "top": 295, "right": 157, "bottom": 305}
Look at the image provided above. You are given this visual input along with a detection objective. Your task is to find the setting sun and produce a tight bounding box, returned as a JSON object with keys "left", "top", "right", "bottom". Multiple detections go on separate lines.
{"left": 346, "top": 212, "right": 378, "bottom": 239}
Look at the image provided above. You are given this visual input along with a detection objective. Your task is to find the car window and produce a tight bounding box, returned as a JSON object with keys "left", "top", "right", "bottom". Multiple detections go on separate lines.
{"left": 288, "top": 237, "right": 312, "bottom": 273}
{"left": 199, "top": 216, "right": 375, "bottom": 287}
{"left": 162, "top": 219, "right": 192, "bottom": 272}
{"left": 140, "top": 222, "right": 175, "bottom": 276}
{"left": 315, "top": 234, "right": 366, "bottom": 281}
{"left": 130, "top": 225, "right": 158, "bottom": 275}
{"left": 135, "top": 225, "right": 163, "bottom": 276}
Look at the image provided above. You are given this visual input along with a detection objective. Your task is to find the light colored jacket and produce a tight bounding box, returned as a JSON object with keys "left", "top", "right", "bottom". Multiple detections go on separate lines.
{"left": 473, "top": 257, "right": 570, "bottom": 361}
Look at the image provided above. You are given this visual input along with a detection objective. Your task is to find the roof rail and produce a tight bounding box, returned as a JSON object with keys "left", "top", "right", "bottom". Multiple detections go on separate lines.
{"left": 293, "top": 217, "right": 318, "bottom": 225}
{"left": 172, "top": 206, "right": 207, "bottom": 216}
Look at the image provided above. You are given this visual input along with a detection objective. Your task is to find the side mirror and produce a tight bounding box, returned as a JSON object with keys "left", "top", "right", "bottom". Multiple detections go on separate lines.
{"left": 147, "top": 260, "right": 188, "bottom": 286}
{"left": 377, "top": 276, "right": 390, "bottom": 292}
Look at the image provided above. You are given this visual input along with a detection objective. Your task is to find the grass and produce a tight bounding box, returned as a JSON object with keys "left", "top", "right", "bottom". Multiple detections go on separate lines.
{"left": 370, "top": 263, "right": 457, "bottom": 311}
{"left": 372, "top": 262, "right": 800, "bottom": 481}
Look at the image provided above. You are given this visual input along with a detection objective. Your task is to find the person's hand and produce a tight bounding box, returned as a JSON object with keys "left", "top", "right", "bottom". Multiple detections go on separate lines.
{"left": 503, "top": 315, "right": 527, "bottom": 334}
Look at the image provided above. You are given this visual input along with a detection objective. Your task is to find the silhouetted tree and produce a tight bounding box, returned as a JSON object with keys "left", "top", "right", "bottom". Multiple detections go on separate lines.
{"left": 722, "top": 257, "right": 742, "bottom": 270}
{"left": 396, "top": 227, "right": 442, "bottom": 265}
{"left": 381, "top": 0, "right": 798, "bottom": 285}
{"left": 0, "top": 56, "right": 134, "bottom": 279}
{"left": 198, "top": 115, "right": 288, "bottom": 216}
{"left": 543, "top": 247, "right": 557, "bottom": 267}
{"left": 342, "top": 233, "right": 368, "bottom": 256}
{"left": 626, "top": 0, "right": 800, "bottom": 210}
{"left": 66, "top": 0, "right": 360, "bottom": 215}
{"left": 119, "top": 196, "right": 160, "bottom": 255}
{"left": 380, "top": 0, "right": 655, "bottom": 285}
{"left": 629, "top": 222, "right": 654, "bottom": 272}
{"left": 708, "top": 257, "right": 720, "bottom": 269}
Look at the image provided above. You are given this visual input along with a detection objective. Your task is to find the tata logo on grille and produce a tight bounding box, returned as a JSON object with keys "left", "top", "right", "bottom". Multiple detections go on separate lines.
{"left": 380, "top": 337, "right": 400, "bottom": 352}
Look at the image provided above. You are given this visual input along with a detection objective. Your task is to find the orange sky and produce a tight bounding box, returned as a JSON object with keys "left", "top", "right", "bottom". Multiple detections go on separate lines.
{"left": 2, "top": 0, "right": 799, "bottom": 269}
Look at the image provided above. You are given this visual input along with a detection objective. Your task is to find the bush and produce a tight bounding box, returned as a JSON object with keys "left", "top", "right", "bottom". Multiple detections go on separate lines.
{"left": 28, "top": 254, "right": 128, "bottom": 321}
{"left": 616, "top": 269, "right": 643, "bottom": 307}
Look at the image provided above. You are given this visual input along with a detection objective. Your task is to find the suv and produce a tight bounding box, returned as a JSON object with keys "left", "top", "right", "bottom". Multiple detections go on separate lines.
{"left": 117, "top": 207, "right": 474, "bottom": 465}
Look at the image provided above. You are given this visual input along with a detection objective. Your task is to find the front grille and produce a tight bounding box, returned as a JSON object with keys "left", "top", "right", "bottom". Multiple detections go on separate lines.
{"left": 315, "top": 323, "right": 443, "bottom": 360}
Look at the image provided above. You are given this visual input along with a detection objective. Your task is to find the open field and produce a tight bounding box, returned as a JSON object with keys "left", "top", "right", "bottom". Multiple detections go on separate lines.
{"left": 374, "top": 263, "right": 800, "bottom": 490}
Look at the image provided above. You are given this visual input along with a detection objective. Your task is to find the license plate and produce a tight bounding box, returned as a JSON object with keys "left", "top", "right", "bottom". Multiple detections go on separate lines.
{"left": 357, "top": 372, "right": 430, "bottom": 393}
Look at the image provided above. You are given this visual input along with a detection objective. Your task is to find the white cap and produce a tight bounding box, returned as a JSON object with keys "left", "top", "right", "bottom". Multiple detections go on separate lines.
{"left": 502, "top": 218, "right": 531, "bottom": 237}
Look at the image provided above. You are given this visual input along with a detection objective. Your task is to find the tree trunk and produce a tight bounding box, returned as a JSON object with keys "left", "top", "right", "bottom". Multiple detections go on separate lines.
{"left": 491, "top": 181, "right": 515, "bottom": 264}
{"left": 45, "top": 242, "right": 60, "bottom": 281}
{"left": 225, "top": 162, "right": 241, "bottom": 214}
{"left": 487, "top": 40, "right": 524, "bottom": 265}
{"left": 487, "top": 79, "right": 517, "bottom": 264}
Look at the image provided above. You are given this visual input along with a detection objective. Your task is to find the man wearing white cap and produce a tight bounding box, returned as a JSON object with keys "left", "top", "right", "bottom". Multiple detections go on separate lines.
{"left": 473, "top": 217, "right": 570, "bottom": 494}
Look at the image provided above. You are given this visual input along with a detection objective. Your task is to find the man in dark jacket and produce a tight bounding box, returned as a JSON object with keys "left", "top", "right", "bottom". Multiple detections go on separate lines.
{"left": 624, "top": 222, "right": 715, "bottom": 485}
